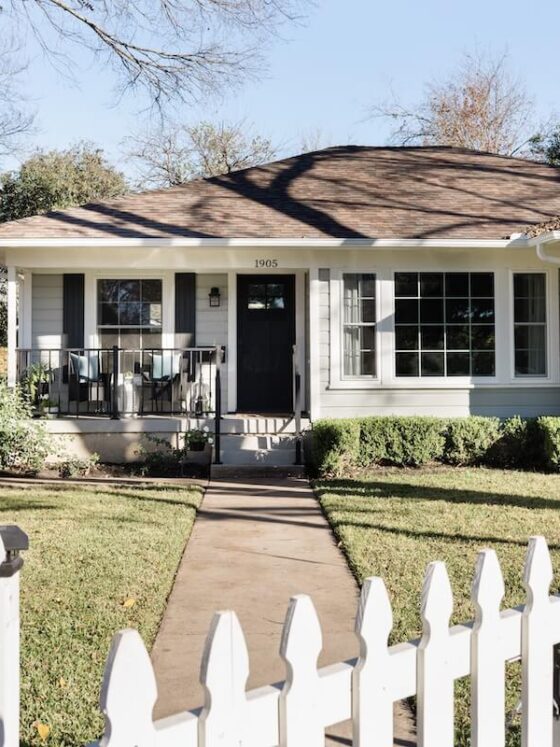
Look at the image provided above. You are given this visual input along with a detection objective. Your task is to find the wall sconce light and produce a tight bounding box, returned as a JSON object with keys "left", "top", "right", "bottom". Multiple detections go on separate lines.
{"left": 209, "top": 287, "right": 221, "bottom": 307}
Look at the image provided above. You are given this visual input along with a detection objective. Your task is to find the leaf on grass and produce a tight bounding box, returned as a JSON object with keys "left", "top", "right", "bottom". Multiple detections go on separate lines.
{"left": 34, "top": 722, "right": 50, "bottom": 741}
{"left": 122, "top": 598, "right": 136, "bottom": 609}
{"left": 58, "top": 677, "right": 67, "bottom": 689}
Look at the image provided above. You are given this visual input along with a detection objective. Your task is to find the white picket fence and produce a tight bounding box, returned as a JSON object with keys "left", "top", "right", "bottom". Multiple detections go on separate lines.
{"left": 2, "top": 533, "right": 560, "bottom": 746}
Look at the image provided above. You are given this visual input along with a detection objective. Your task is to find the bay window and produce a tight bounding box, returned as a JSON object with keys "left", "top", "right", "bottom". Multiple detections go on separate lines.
{"left": 513, "top": 273, "right": 547, "bottom": 376}
{"left": 343, "top": 273, "right": 376, "bottom": 376}
{"left": 394, "top": 272, "right": 495, "bottom": 377}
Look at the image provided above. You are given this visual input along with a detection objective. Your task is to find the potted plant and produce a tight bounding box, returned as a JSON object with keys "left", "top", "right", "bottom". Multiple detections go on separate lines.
{"left": 185, "top": 429, "right": 212, "bottom": 452}
{"left": 23, "top": 362, "right": 51, "bottom": 408}
{"left": 39, "top": 398, "right": 59, "bottom": 418}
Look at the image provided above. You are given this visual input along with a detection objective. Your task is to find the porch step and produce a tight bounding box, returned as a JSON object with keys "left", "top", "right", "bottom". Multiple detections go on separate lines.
{"left": 218, "top": 434, "right": 300, "bottom": 466}
{"left": 218, "top": 415, "right": 311, "bottom": 435}
{"left": 211, "top": 464, "right": 306, "bottom": 479}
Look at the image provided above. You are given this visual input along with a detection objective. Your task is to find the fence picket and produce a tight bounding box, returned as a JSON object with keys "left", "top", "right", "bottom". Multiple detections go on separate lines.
{"left": 353, "top": 577, "right": 393, "bottom": 747}
{"left": 279, "top": 595, "right": 323, "bottom": 747}
{"left": 199, "top": 611, "right": 249, "bottom": 747}
{"left": 471, "top": 549, "right": 506, "bottom": 747}
{"left": 522, "top": 536, "right": 554, "bottom": 747}
{"left": 417, "top": 561, "right": 454, "bottom": 747}
{"left": 99, "top": 629, "right": 158, "bottom": 747}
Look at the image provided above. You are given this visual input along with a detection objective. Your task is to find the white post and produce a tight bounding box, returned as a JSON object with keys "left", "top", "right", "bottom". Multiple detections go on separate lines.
{"left": 417, "top": 561, "right": 454, "bottom": 747}
{"left": 6, "top": 266, "right": 17, "bottom": 388}
{"left": 0, "top": 528, "right": 27, "bottom": 747}
{"left": 522, "top": 536, "right": 554, "bottom": 747}
{"left": 308, "top": 268, "right": 321, "bottom": 422}
{"left": 471, "top": 549, "right": 506, "bottom": 747}
{"left": 279, "top": 595, "right": 323, "bottom": 747}
{"left": 353, "top": 577, "right": 394, "bottom": 747}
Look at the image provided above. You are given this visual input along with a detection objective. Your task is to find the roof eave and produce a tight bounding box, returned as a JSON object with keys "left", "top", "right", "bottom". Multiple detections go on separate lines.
{"left": 0, "top": 236, "right": 531, "bottom": 249}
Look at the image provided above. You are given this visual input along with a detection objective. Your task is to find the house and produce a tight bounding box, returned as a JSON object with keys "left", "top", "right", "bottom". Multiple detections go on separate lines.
{"left": 2, "top": 145, "right": 560, "bottom": 465}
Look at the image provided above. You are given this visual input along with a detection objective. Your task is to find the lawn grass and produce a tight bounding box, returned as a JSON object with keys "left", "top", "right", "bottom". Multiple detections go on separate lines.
{"left": 2, "top": 482, "right": 203, "bottom": 747}
{"left": 315, "top": 466, "right": 560, "bottom": 747}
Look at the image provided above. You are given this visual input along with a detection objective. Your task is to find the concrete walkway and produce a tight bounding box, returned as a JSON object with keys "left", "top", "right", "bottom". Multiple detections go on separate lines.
{"left": 151, "top": 477, "right": 415, "bottom": 745}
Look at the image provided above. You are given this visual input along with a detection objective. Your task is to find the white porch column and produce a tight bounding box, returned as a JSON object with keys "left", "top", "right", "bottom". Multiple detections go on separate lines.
{"left": 6, "top": 266, "right": 17, "bottom": 388}
{"left": 308, "top": 266, "right": 321, "bottom": 421}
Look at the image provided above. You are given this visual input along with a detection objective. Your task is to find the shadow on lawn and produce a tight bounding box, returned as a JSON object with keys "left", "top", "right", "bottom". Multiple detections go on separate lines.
{"left": 316, "top": 478, "right": 560, "bottom": 512}
{"left": 316, "top": 478, "right": 560, "bottom": 550}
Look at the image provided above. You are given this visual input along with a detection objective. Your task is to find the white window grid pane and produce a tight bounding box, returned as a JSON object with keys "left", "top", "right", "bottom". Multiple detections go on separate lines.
{"left": 394, "top": 272, "right": 495, "bottom": 377}
{"left": 513, "top": 274, "right": 547, "bottom": 376}
{"left": 343, "top": 274, "right": 376, "bottom": 376}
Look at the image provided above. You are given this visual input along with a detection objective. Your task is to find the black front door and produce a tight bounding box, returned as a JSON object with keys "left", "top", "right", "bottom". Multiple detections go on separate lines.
{"left": 237, "top": 275, "right": 295, "bottom": 413}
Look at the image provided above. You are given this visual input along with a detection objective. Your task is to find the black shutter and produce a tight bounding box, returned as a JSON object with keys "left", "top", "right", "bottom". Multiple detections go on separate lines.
{"left": 63, "top": 274, "right": 85, "bottom": 349}
{"left": 175, "top": 273, "right": 196, "bottom": 347}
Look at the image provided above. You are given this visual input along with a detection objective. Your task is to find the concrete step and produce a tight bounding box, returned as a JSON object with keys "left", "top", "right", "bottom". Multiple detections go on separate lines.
{"left": 211, "top": 464, "right": 306, "bottom": 479}
{"left": 217, "top": 415, "right": 310, "bottom": 435}
{"left": 218, "top": 433, "right": 300, "bottom": 466}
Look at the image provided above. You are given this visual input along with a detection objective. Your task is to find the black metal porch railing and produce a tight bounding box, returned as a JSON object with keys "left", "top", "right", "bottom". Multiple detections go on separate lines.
{"left": 15, "top": 347, "right": 225, "bottom": 423}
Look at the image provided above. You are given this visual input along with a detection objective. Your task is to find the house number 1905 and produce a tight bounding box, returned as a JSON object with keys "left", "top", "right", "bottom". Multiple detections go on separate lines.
{"left": 255, "top": 259, "right": 278, "bottom": 268}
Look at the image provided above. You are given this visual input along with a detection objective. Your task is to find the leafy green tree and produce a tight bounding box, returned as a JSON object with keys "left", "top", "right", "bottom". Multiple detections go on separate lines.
{"left": 529, "top": 126, "right": 560, "bottom": 166}
{"left": 0, "top": 142, "right": 127, "bottom": 223}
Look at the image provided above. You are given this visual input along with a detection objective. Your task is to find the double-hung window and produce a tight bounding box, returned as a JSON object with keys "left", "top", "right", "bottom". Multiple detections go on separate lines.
{"left": 97, "top": 279, "right": 163, "bottom": 349}
{"left": 394, "top": 272, "right": 495, "bottom": 377}
{"left": 342, "top": 274, "right": 376, "bottom": 376}
{"left": 513, "top": 273, "right": 547, "bottom": 376}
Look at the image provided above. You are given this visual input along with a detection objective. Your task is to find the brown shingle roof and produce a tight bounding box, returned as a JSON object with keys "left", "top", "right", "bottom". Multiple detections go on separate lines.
{"left": 1, "top": 145, "right": 560, "bottom": 240}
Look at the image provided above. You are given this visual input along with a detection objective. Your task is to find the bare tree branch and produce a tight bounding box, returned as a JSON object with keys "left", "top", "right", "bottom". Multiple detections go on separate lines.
{"left": 125, "top": 119, "right": 276, "bottom": 187}
{"left": 0, "top": 41, "right": 34, "bottom": 159}
{"left": 369, "top": 51, "right": 534, "bottom": 156}
{"left": 5, "top": 0, "right": 307, "bottom": 107}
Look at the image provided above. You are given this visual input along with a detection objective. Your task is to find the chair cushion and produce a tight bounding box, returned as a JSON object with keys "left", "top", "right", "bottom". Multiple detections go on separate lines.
{"left": 151, "top": 352, "right": 181, "bottom": 381}
{"left": 70, "top": 352, "right": 99, "bottom": 383}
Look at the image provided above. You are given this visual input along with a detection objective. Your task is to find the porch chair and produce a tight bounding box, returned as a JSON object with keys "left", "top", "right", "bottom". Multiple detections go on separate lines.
{"left": 141, "top": 351, "right": 183, "bottom": 413}
{"left": 69, "top": 351, "right": 108, "bottom": 413}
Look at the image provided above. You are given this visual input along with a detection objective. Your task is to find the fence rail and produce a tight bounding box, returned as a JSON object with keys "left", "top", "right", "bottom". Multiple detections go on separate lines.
{"left": 14, "top": 346, "right": 224, "bottom": 419}
{"left": 1, "top": 532, "right": 560, "bottom": 746}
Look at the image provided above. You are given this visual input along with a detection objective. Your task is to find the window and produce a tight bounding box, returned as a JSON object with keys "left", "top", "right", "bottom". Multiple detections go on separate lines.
{"left": 247, "top": 282, "right": 286, "bottom": 310}
{"left": 343, "top": 274, "right": 376, "bottom": 376}
{"left": 97, "top": 279, "right": 162, "bottom": 348}
{"left": 394, "top": 272, "right": 495, "bottom": 377}
{"left": 514, "top": 273, "right": 547, "bottom": 376}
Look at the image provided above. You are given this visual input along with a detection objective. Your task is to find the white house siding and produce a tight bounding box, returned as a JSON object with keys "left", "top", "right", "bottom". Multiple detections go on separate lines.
{"left": 317, "top": 248, "right": 560, "bottom": 419}
{"left": 196, "top": 273, "right": 228, "bottom": 412}
{"left": 31, "top": 273, "right": 63, "bottom": 349}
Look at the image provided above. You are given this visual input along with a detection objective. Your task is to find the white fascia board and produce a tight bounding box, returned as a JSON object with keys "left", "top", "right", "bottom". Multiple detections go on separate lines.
{"left": 0, "top": 236, "right": 530, "bottom": 250}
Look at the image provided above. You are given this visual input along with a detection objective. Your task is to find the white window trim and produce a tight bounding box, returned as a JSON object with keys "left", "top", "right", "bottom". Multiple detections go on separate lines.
{"left": 85, "top": 270, "right": 173, "bottom": 349}
{"left": 508, "top": 268, "right": 554, "bottom": 383}
{"left": 386, "top": 269, "right": 499, "bottom": 386}
{"left": 329, "top": 269, "right": 381, "bottom": 389}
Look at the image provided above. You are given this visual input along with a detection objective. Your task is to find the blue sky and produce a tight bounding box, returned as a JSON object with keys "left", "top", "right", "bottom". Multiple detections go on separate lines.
{"left": 10, "top": 0, "right": 560, "bottom": 178}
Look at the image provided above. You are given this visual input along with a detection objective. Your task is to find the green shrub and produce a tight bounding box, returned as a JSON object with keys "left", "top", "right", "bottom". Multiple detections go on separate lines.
{"left": 487, "top": 417, "right": 545, "bottom": 470}
{"left": 310, "top": 414, "right": 553, "bottom": 475}
{"left": 444, "top": 416, "right": 501, "bottom": 465}
{"left": 0, "top": 381, "right": 50, "bottom": 473}
{"left": 58, "top": 453, "right": 99, "bottom": 478}
{"left": 538, "top": 417, "right": 560, "bottom": 470}
{"left": 311, "top": 419, "right": 360, "bottom": 476}
{"left": 361, "top": 416, "right": 446, "bottom": 467}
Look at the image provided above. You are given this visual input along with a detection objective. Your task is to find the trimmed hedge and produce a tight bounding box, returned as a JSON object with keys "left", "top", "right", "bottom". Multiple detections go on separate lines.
{"left": 311, "top": 414, "right": 556, "bottom": 476}
{"left": 361, "top": 416, "right": 445, "bottom": 467}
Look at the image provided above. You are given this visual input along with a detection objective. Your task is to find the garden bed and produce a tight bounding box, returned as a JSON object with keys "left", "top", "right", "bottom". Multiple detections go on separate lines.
{"left": 316, "top": 466, "right": 560, "bottom": 747}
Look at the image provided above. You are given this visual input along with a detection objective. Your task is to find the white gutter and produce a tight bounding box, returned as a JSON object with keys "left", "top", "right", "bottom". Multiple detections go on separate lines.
{"left": 530, "top": 232, "right": 560, "bottom": 265}
{"left": 0, "top": 237, "right": 530, "bottom": 249}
